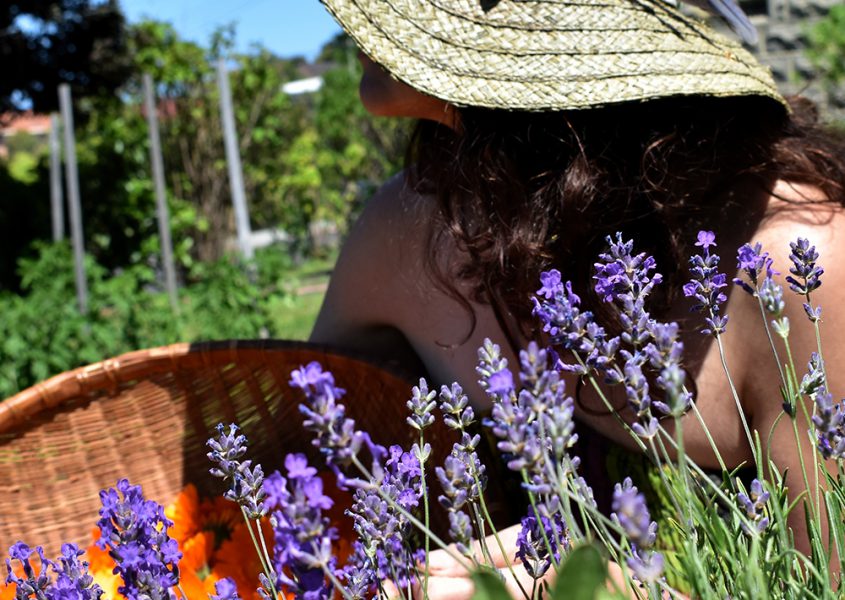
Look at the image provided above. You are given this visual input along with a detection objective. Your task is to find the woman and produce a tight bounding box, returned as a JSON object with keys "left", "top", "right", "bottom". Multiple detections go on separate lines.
{"left": 309, "top": 0, "right": 845, "bottom": 595}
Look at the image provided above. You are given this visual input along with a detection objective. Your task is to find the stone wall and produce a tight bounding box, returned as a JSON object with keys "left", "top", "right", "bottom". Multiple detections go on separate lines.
{"left": 710, "top": 0, "right": 845, "bottom": 118}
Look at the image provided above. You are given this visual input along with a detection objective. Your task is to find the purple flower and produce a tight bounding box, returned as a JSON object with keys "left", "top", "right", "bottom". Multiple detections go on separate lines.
{"left": 626, "top": 547, "right": 664, "bottom": 584}
{"left": 737, "top": 479, "right": 770, "bottom": 536}
{"left": 734, "top": 242, "right": 777, "bottom": 296}
{"left": 531, "top": 275, "right": 594, "bottom": 352}
{"left": 811, "top": 389, "right": 845, "bottom": 460}
{"left": 291, "top": 363, "right": 385, "bottom": 483}
{"left": 685, "top": 231, "right": 729, "bottom": 336}
{"left": 484, "top": 340, "right": 580, "bottom": 500}
{"left": 210, "top": 578, "right": 241, "bottom": 600}
{"left": 486, "top": 368, "right": 515, "bottom": 397}
{"left": 7, "top": 544, "right": 103, "bottom": 600}
{"left": 786, "top": 237, "right": 823, "bottom": 296}
{"left": 267, "top": 454, "right": 337, "bottom": 600}
{"left": 612, "top": 478, "right": 664, "bottom": 584}
{"left": 285, "top": 454, "right": 318, "bottom": 480}
{"left": 537, "top": 269, "right": 564, "bottom": 300}
{"left": 799, "top": 353, "right": 826, "bottom": 398}
{"left": 759, "top": 277, "right": 785, "bottom": 317}
{"left": 695, "top": 230, "right": 716, "bottom": 250}
{"left": 612, "top": 478, "right": 657, "bottom": 549}
{"left": 95, "top": 479, "right": 179, "bottom": 600}
{"left": 8, "top": 543, "right": 31, "bottom": 563}
{"left": 439, "top": 383, "right": 475, "bottom": 431}
{"left": 207, "top": 423, "right": 267, "bottom": 519}
{"left": 516, "top": 509, "right": 568, "bottom": 579}
{"left": 406, "top": 379, "right": 436, "bottom": 431}
{"left": 593, "top": 233, "right": 663, "bottom": 308}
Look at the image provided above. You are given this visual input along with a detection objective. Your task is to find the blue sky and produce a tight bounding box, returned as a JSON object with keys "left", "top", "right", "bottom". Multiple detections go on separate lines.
{"left": 118, "top": 0, "right": 342, "bottom": 60}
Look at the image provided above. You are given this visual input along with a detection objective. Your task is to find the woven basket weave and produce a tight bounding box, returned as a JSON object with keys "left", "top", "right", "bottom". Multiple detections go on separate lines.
{"left": 0, "top": 340, "right": 504, "bottom": 556}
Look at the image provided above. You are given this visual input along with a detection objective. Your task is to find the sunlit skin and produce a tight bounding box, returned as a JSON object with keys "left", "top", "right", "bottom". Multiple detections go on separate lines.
{"left": 358, "top": 52, "right": 457, "bottom": 128}
{"left": 312, "top": 52, "right": 845, "bottom": 600}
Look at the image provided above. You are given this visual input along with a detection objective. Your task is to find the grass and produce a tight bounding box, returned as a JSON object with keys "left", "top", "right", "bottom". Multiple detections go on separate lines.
{"left": 265, "top": 248, "right": 336, "bottom": 340}
{"left": 267, "top": 290, "right": 326, "bottom": 340}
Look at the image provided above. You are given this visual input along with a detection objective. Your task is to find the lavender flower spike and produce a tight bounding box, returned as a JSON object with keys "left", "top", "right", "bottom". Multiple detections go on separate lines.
{"left": 210, "top": 578, "right": 241, "bottom": 600}
{"left": 733, "top": 242, "right": 777, "bottom": 297}
{"left": 612, "top": 478, "right": 664, "bottom": 585}
{"left": 96, "top": 479, "right": 181, "bottom": 600}
{"left": 786, "top": 237, "right": 823, "bottom": 296}
{"left": 683, "top": 230, "right": 729, "bottom": 336}
{"left": 811, "top": 389, "right": 845, "bottom": 460}
{"left": 406, "top": 378, "right": 436, "bottom": 431}
{"left": 207, "top": 423, "right": 267, "bottom": 519}
{"left": 737, "top": 479, "right": 771, "bottom": 535}
{"left": 6, "top": 543, "right": 104, "bottom": 600}
{"left": 265, "top": 454, "right": 337, "bottom": 600}
{"left": 291, "top": 362, "right": 385, "bottom": 483}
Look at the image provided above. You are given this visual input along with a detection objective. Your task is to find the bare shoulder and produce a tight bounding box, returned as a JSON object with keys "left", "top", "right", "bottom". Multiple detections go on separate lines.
{"left": 309, "top": 171, "right": 435, "bottom": 347}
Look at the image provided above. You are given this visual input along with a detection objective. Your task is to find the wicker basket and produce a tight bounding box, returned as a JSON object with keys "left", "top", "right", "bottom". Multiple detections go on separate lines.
{"left": 0, "top": 340, "right": 499, "bottom": 555}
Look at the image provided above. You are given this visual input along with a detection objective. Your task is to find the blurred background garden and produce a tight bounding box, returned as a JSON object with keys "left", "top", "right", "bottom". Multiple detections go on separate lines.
{"left": 0, "top": 0, "right": 843, "bottom": 399}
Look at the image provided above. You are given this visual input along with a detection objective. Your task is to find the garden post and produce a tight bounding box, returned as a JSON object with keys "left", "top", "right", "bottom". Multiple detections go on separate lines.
{"left": 49, "top": 112, "right": 64, "bottom": 242}
{"left": 143, "top": 73, "right": 180, "bottom": 313}
{"left": 216, "top": 58, "right": 253, "bottom": 260}
{"left": 58, "top": 84, "right": 88, "bottom": 315}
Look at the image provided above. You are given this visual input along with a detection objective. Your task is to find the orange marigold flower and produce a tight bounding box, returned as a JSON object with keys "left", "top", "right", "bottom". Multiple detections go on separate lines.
{"left": 165, "top": 484, "right": 202, "bottom": 544}
{"left": 211, "top": 520, "right": 272, "bottom": 600}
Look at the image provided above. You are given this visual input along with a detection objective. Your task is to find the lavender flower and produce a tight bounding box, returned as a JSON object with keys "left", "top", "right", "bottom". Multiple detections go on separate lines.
{"left": 291, "top": 362, "right": 385, "bottom": 487}
{"left": 811, "top": 389, "right": 845, "bottom": 460}
{"left": 406, "top": 378, "right": 436, "bottom": 431}
{"left": 531, "top": 271, "right": 596, "bottom": 357}
{"left": 684, "top": 230, "right": 729, "bottom": 336}
{"left": 264, "top": 454, "right": 336, "bottom": 600}
{"left": 96, "top": 479, "right": 180, "bottom": 600}
{"left": 799, "top": 353, "right": 826, "bottom": 398}
{"left": 626, "top": 547, "right": 665, "bottom": 585}
{"left": 207, "top": 423, "right": 267, "bottom": 519}
{"left": 516, "top": 509, "right": 568, "bottom": 579}
{"left": 6, "top": 543, "right": 103, "bottom": 600}
{"left": 594, "top": 233, "right": 663, "bottom": 309}
{"left": 334, "top": 543, "right": 375, "bottom": 600}
{"left": 482, "top": 340, "right": 579, "bottom": 506}
{"left": 612, "top": 478, "right": 657, "bottom": 549}
{"left": 347, "top": 465, "right": 423, "bottom": 591}
{"left": 645, "top": 322, "right": 692, "bottom": 418}
{"left": 439, "top": 383, "right": 476, "bottom": 431}
{"left": 786, "top": 238, "right": 823, "bottom": 296}
{"left": 737, "top": 479, "right": 770, "bottom": 535}
{"left": 733, "top": 242, "right": 776, "bottom": 297}
{"left": 758, "top": 277, "right": 785, "bottom": 318}
{"left": 210, "top": 578, "right": 241, "bottom": 600}
{"left": 612, "top": 478, "right": 664, "bottom": 585}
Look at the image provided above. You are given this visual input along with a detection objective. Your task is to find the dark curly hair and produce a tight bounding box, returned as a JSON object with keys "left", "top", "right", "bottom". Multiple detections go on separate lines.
{"left": 405, "top": 95, "right": 845, "bottom": 348}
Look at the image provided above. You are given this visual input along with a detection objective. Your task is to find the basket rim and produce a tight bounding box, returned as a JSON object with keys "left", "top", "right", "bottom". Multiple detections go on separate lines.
{"left": 0, "top": 339, "right": 419, "bottom": 433}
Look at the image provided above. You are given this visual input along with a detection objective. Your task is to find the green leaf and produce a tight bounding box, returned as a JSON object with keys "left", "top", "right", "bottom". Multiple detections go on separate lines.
{"left": 551, "top": 545, "right": 608, "bottom": 600}
{"left": 470, "top": 568, "right": 511, "bottom": 600}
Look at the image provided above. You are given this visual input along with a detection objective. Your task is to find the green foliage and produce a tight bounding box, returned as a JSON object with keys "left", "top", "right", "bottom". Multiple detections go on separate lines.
{"left": 0, "top": 15, "right": 406, "bottom": 291}
{"left": 469, "top": 568, "right": 512, "bottom": 600}
{"left": 0, "top": 0, "right": 132, "bottom": 115}
{"left": 0, "top": 242, "right": 327, "bottom": 399}
{"left": 551, "top": 545, "right": 611, "bottom": 600}
{"left": 806, "top": 5, "right": 845, "bottom": 90}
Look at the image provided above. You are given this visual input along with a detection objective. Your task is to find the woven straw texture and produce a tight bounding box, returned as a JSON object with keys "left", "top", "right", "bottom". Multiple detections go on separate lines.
{"left": 0, "top": 340, "right": 512, "bottom": 555}
{"left": 320, "top": 0, "right": 786, "bottom": 110}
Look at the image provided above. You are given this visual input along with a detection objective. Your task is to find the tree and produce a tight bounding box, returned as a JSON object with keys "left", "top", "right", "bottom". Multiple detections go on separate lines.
{"left": 806, "top": 5, "right": 845, "bottom": 113}
{"left": 0, "top": 0, "right": 132, "bottom": 116}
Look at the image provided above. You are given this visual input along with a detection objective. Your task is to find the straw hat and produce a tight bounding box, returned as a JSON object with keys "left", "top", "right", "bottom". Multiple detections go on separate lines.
{"left": 320, "top": 0, "right": 786, "bottom": 111}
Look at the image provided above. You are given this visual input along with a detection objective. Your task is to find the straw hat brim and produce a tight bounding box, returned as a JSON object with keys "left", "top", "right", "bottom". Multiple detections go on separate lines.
{"left": 321, "top": 0, "right": 786, "bottom": 111}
